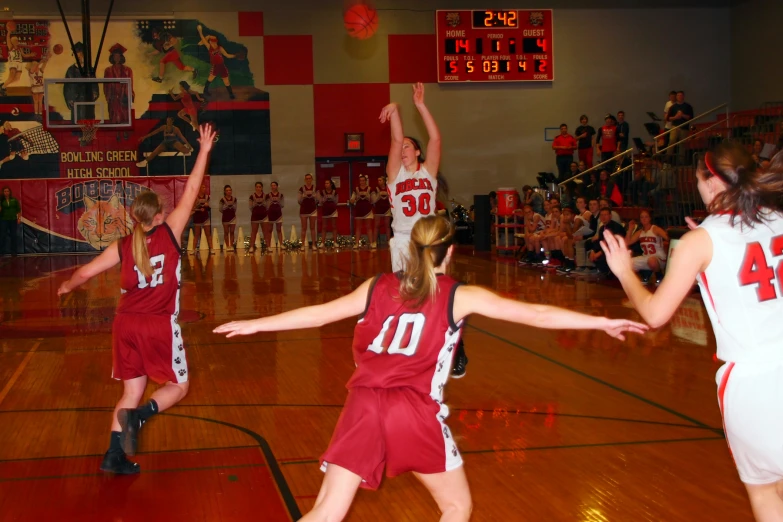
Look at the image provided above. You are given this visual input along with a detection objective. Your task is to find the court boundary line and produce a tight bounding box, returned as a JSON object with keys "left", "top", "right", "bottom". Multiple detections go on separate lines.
{"left": 0, "top": 340, "right": 41, "bottom": 407}
{"left": 470, "top": 325, "right": 722, "bottom": 434}
{"left": 0, "top": 462, "right": 268, "bottom": 483}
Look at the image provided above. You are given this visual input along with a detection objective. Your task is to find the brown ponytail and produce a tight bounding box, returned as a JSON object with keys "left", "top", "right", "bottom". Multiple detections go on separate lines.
{"left": 399, "top": 215, "right": 455, "bottom": 307}
{"left": 130, "top": 191, "right": 163, "bottom": 278}
{"left": 699, "top": 142, "right": 783, "bottom": 228}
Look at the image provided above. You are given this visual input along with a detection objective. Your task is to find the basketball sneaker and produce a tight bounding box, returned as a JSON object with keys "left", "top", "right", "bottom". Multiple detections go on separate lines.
{"left": 117, "top": 408, "right": 143, "bottom": 457}
{"left": 100, "top": 451, "right": 140, "bottom": 474}
{"left": 451, "top": 354, "right": 468, "bottom": 379}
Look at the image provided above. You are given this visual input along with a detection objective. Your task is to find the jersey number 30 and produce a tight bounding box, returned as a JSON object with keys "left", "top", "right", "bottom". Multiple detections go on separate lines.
{"left": 400, "top": 193, "right": 432, "bottom": 218}
{"left": 739, "top": 235, "right": 783, "bottom": 302}
{"left": 367, "top": 313, "right": 425, "bottom": 356}
{"left": 134, "top": 254, "right": 165, "bottom": 289}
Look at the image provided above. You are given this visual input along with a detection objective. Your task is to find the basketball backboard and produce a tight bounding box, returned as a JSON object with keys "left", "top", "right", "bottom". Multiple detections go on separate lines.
{"left": 43, "top": 77, "right": 133, "bottom": 129}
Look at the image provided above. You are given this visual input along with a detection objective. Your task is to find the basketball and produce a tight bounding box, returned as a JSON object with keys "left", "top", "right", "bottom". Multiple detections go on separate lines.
{"left": 6, "top": 21, "right": 15, "bottom": 33}
{"left": 53, "top": 44, "right": 63, "bottom": 55}
{"left": 343, "top": 4, "right": 378, "bottom": 40}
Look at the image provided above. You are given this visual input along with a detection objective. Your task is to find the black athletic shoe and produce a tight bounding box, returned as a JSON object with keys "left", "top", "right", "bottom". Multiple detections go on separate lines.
{"left": 117, "top": 408, "right": 142, "bottom": 457}
{"left": 451, "top": 354, "right": 468, "bottom": 379}
{"left": 100, "top": 451, "right": 140, "bottom": 474}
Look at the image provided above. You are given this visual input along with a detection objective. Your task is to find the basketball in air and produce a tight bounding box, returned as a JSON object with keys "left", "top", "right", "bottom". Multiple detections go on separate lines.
{"left": 6, "top": 21, "right": 16, "bottom": 33}
{"left": 344, "top": 4, "right": 379, "bottom": 40}
{"left": 53, "top": 44, "right": 64, "bottom": 55}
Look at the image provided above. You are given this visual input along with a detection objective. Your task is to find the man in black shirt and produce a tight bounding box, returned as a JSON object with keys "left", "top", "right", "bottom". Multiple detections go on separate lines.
{"left": 588, "top": 208, "right": 625, "bottom": 274}
{"left": 667, "top": 91, "right": 694, "bottom": 163}
{"left": 616, "top": 110, "right": 630, "bottom": 168}
{"left": 575, "top": 114, "right": 596, "bottom": 169}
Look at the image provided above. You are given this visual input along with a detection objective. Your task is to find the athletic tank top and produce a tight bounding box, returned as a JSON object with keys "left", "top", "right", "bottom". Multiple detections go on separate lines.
{"left": 249, "top": 192, "right": 267, "bottom": 221}
{"left": 388, "top": 164, "right": 438, "bottom": 235}
{"left": 374, "top": 185, "right": 391, "bottom": 214}
{"left": 298, "top": 185, "right": 318, "bottom": 215}
{"left": 638, "top": 227, "right": 666, "bottom": 258}
{"left": 320, "top": 190, "right": 338, "bottom": 216}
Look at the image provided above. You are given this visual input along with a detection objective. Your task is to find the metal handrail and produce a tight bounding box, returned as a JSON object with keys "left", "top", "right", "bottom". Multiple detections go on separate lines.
{"left": 657, "top": 118, "right": 729, "bottom": 155}
{"left": 655, "top": 102, "right": 728, "bottom": 144}
{"left": 558, "top": 148, "right": 633, "bottom": 186}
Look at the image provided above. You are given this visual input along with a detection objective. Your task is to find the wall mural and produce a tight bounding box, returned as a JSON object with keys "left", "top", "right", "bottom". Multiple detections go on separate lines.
{"left": 0, "top": 18, "right": 271, "bottom": 180}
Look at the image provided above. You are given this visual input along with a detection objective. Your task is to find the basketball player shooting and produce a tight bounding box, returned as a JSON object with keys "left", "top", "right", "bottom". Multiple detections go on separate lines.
{"left": 57, "top": 124, "right": 217, "bottom": 474}
{"left": 215, "top": 215, "right": 647, "bottom": 522}
{"left": 601, "top": 145, "right": 783, "bottom": 521}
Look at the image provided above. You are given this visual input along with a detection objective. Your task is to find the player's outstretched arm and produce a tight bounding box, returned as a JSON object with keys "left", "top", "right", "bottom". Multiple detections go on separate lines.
{"left": 166, "top": 124, "right": 216, "bottom": 239}
{"left": 601, "top": 228, "right": 710, "bottom": 328}
{"left": 214, "top": 277, "right": 374, "bottom": 338}
{"left": 58, "top": 242, "right": 120, "bottom": 296}
{"left": 453, "top": 285, "right": 648, "bottom": 341}
{"left": 412, "top": 83, "right": 441, "bottom": 177}
{"left": 380, "top": 103, "right": 403, "bottom": 184}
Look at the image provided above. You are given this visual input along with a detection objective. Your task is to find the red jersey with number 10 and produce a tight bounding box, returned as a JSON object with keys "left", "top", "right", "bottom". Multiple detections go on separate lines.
{"left": 698, "top": 211, "right": 783, "bottom": 363}
{"left": 117, "top": 223, "right": 182, "bottom": 317}
{"left": 348, "top": 273, "right": 464, "bottom": 402}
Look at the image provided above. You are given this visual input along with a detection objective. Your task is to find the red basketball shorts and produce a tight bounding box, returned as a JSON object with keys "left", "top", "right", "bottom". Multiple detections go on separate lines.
{"left": 161, "top": 49, "right": 186, "bottom": 70}
{"left": 320, "top": 387, "right": 463, "bottom": 490}
{"left": 112, "top": 313, "right": 188, "bottom": 384}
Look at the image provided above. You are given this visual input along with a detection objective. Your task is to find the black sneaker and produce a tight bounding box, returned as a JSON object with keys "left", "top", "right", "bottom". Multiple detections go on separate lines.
{"left": 117, "top": 408, "right": 142, "bottom": 456}
{"left": 451, "top": 354, "right": 468, "bottom": 379}
{"left": 100, "top": 451, "right": 140, "bottom": 474}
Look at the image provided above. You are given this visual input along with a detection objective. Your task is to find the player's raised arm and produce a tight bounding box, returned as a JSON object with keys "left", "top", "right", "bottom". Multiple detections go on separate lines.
{"left": 57, "top": 242, "right": 121, "bottom": 296}
{"left": 453, "top": 285, "right": 648, "bottom": 341}
{"left": 380, "top": 103, "right": 403, "bottom": 183}
{"left": 413, "top": 83, "right": 441, "bottom": 177}
{"left": 214, "top": 277, "right": 375, "bottom": 337}
{"left": 166, "top": 124, "right": 216, "bottom": 238}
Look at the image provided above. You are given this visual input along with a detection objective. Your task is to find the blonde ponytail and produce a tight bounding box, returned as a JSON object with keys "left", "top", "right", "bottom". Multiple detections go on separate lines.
{"left": 399, "top": 215, "right": 454, "bottom": 307}
{"left": 129, "top": 190, "right": 163, "bottom": 278}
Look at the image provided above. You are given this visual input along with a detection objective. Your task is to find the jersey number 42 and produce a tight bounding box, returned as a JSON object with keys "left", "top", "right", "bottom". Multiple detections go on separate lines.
{"left": 739, "top": 235, "right": 783, "bottom": 302}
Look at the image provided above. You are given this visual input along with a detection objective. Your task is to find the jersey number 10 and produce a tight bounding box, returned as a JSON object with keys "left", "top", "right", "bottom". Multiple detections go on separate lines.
{"left": 738, "top": 235, "right": 783, "bottom": 302}
{"left": 367, "top": 313, "right": 425, "bottom": 356}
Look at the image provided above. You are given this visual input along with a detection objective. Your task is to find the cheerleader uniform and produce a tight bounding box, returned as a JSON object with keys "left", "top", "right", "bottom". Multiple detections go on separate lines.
{"left": 266, "top": 192, "right": 284, "bottom": 223}
{"left": 373, "top": 185, "right": 391, "bottom": 217}
{"left": 219, "top": 196, "right": 237, "bottom": 225}
{"left": 249, "top": 192, "right": 267, "bottom": 223}
{"left": 193, "top": 195, "right": 210, "bottom": 226}
{"left": 298, "top": 184, "right": 318, "bottom": 217}
{"left": 352, "top": 186, "right": 373, "bottom": 220}
{"left": 321, "top": 189, "right": 339, "bottom": 218}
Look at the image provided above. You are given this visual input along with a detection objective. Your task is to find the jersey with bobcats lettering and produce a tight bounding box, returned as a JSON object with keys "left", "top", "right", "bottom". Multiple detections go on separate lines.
{"left": 348, "top": 273, "right": 464, "bottom": 404}
{"left": 388, "top": 164, "right": 438, "bottom": 235}
{"left": 638, "top": 227, "right": 666, "bottom": 259}
{"left": 117, "top": 223, "right": 182, "bottom": 317}
{"left": 698, "top": 211, "right": 783, "bottom": 363}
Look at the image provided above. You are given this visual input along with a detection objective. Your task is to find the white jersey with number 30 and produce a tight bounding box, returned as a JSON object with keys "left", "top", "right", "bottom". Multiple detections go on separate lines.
{"left": 697, "top": 211, "right": 783, "bottom": 363}
{"left": 388, "top": 164, "right": 438, "bottom": 235}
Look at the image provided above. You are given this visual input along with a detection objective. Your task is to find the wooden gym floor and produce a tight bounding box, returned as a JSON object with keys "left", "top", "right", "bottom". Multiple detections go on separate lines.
{"left": 0, "top": 247, "right": 751, "bottom": 521}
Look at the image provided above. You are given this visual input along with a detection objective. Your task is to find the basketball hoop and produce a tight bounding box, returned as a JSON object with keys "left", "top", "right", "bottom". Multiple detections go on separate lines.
{"left": 79, "top": 120, "right": 99, "bottom": 145}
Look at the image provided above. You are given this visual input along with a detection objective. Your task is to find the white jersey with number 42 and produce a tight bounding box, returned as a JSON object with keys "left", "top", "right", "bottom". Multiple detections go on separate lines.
{"left": 388, "top": 164, "right": 438, "bottom": 235}
{"left": 697, "top": 211, "right": 783, "bottom": 363}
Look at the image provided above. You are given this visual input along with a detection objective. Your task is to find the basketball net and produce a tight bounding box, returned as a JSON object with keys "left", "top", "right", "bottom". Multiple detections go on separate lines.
{"left": 79, "top": 120, "right": 99, "bottom": 146}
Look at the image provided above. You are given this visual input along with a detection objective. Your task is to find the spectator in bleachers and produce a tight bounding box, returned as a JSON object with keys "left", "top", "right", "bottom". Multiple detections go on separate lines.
{"left": 583, "top": 171, "right": 599, "bottom": 201}
{"left": 573, "top": 197, "right": 594, "bottom": 238}
{"left": 596, "top": 170, "right": 622, "bottom": 207}
{"left": 751, "top": 139, "right": 764, "bottom": 167}
{"left": 616, "top": 111, "right": 630, "bottom": 167}
{"left": 629, "top": 166, "right": 652, "bottom": 206}
{"left": 552, "top": 124, "right": 577, "bottom": 181}
{"left": 599, "top": 197, "right": 622, "bottom": 224}
{"left": 522, "top": 185, "right": 544, "bottom": 215}
{"left": 575, "top": 115, "right": 596, "bottom": 169}
{"left": 667, "top": 91, "right": 694, "bottom": 161}
{"left": 625, "top": 209, "right": 668, "bottom": 284}
{"left": 662, "top": 90, "right": 676, "bottom": 148}
{"left": 520, "top": 204, "right": 545, "bottom": 263}
{"left": 596, "top": 114, "right": 618, "bottom": 172}
{"left": 577, "top": 160, "right": 587, "bottom": 173}
{"left": 588, "top": 208, "right": 626, "bottom": 275}
{"left": 552, "top": 206, "right": 576, "bottom": 270}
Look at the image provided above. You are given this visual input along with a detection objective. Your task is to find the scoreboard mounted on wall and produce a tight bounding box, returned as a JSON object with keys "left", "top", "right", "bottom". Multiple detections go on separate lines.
{"left": 436, "top": 9, "right": 554, "bottom": 83}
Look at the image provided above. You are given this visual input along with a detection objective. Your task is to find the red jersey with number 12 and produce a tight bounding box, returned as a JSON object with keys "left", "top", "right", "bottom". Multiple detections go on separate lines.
{"left": 389, "top": 164, "right": 438, "bottom": 235}
{"left": 117, "top": 223, "right": 182, "bottom": 317}
{"left": 698, "top": 211, "right": 783, "bottom": 363}
{"left": 348, "top": 273, "right": 464, "bottom": 404}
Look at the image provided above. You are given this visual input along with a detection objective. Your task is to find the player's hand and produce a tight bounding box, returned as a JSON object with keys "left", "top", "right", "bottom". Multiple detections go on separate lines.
{"left": 628, "top": 219, "right": 637, "bottom": 231}
{"left": 600, "top": 317, "right": 649, "bottom": 341}
{"left": 57, "top": 281, "right": 72, "bottom": 296}
{"left": 213, "top": 319, "right": 261, "bottom": 338}
{"left": 197, "top": 24, "right": 203, "bottom": 32}
{"left": 600, "top": 229, "right": 633, "bottom": 277}
{"left": 684, "top": 216, "right": 699, "bottom": 230}
{"left": 378, "top": 103, "right": 397, "bottom": 123}
{"left": 412, "top": 82, "right": 425, "bottom": 106}
{"left": 198, "top": 124, "right": 216, "bottom": 152}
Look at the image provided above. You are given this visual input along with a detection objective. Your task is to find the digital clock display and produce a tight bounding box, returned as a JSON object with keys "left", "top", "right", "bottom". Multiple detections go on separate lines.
{"left": 436, "top": 9, "right": 554, "bottom": 83}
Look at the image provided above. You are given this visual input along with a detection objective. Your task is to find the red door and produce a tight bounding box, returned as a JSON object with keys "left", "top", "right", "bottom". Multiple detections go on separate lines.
{"left": 316, "top": 161, "right": 351, "bottom": 236}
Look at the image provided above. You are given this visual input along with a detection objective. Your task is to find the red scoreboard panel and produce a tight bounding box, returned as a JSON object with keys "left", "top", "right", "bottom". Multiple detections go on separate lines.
{"left": 436, "top": 9, "right": 554, "bottom": 83}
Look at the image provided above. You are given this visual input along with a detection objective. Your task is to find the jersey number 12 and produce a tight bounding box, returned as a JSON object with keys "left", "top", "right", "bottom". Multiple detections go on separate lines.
{"left": 738, "top": 235, "right": 783, "bottom": 302}
{"left": 134, "top": 254, "right": 165, "bottom": 289}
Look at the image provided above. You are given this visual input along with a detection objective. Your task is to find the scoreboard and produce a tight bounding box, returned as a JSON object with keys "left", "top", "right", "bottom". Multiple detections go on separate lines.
{"left": 436, "top": 9, "right": 554, "bottom": 83}
{"left": 1, "top": 20, "right": 52, "bottom": 62}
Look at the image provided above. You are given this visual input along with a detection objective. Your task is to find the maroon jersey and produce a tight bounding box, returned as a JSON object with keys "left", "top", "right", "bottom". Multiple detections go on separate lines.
{"left": 219, "top": 196, "right": 237, "bottom": 223}
{"left": 193, "top": 195, "right": 210, "bottom": 224}
{"left": 348, "top": 273, "right": 464, "bottom": 397}
{"left": 320, "top": 189, "right": 338, "bottom": 217}
{"left": 353, "top": 187, "right": 373, "bottom": 218}
{"left": 249, "top": 192, "right": 267, "bottom": 222}
{"left": 116, "top": 223, "right": 181, "bottom": 317}
{"left": 373, "top": 185, "right": 391, "bottom": 215}
{"left": 298, "top": 184, "right": 318, "bottom": 215}
{"left": 265, "top": 192, "right": 284, "bottom": 222}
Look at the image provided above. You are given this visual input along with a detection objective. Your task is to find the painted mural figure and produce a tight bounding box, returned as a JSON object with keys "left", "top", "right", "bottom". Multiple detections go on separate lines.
{"left": 103, "top": 43, "right": 134, "bottom": 140}
{"left": 170, "top": 81, "right": 204, "bottom": 131}
{"left": 0, "top": 122, "right": 32, "bottom": 167}
{"left": 150, "top": 28, "right": 196, "bottom": 83}
{"left": 0, "top": 30, "right": 35, "bottom": 95}
{"left": 63, "top": 42, "right": 99, "bottom": 122}
{"left": 26, "top": 55, "right": 49, "bottom": 120}
{"left": 136, "top": 117, "right": 192, "bottom": 169}
{"left": 196, "top": 25, "right": 237, "bottom": 99}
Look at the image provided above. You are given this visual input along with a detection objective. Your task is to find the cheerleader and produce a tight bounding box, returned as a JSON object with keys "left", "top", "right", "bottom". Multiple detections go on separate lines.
{"left": 298, "top": 173, "right": 318, "bottom": 249}
{"left": 372, "top": 175, "right": 391, "bottom": 247}
{"left": 193, "top": 183, "right": 213, "bottom": 254}
{"left": 319, "top": 178, "right": 339, "bottom": 247}
{"left": 350, "top": 175, "right": 374, "bottom": 249}
{"left": 248, "top": 182, "right": 267, "bottom": 253}
{"left": 265, "top": 182, "right": 285, "bottom": 247}
{"left": 219, "top": 184, "right": 237, "bottom": 252}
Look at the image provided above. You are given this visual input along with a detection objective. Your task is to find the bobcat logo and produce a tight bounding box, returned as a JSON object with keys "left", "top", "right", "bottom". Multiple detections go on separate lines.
{"left": 529, "top": 11, "right": 545, "bottom": 26}
{"left": 76, "top": 193, "right": 132, "bottom": 250}
{"left": 445, "top": 12, "right": 461, "bottom": 27}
